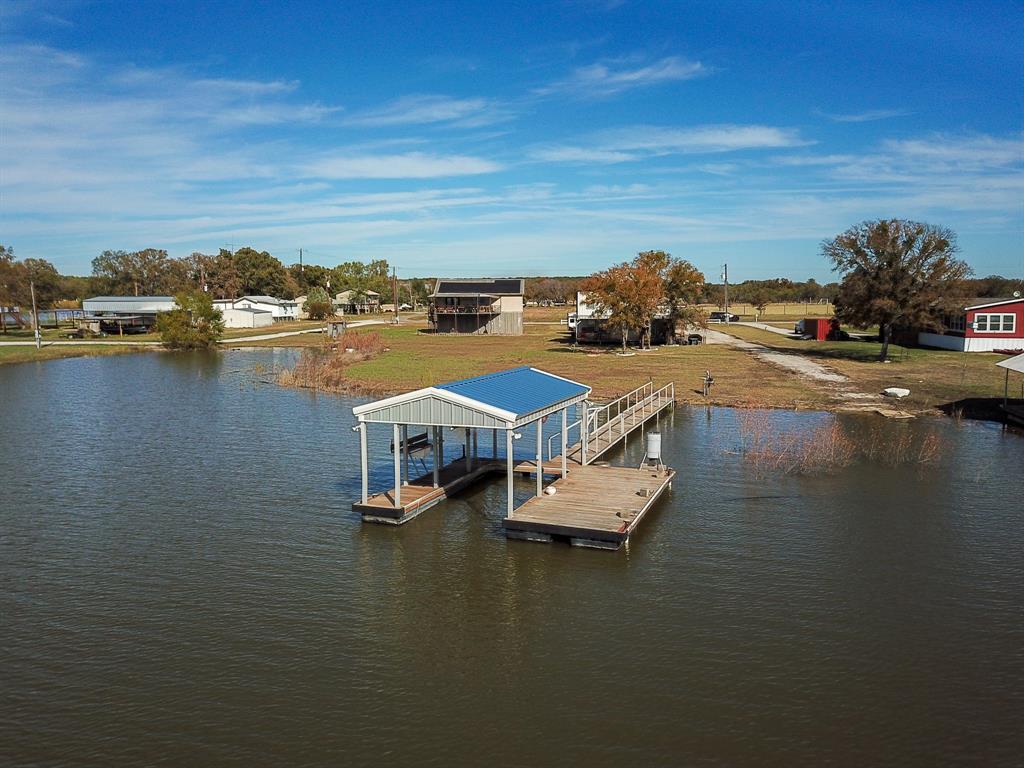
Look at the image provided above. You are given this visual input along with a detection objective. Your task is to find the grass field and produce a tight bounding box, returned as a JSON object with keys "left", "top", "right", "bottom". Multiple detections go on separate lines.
{"left": 261, "top": 319, "right": 829, "bottom": 408}
{"left": 719, "top": 324, "right": 1015, "bottom": 411}
{"left": 7, "top": 308, "right": 1014, "bottom": 416}
{"left": 0, "top": 319, "right": 326, "bottom": 343}
{"left": 0, "top": 320, "right": 329, "bottom": 366}
{"left": 0, "top": 344, "right": 151, "bottom": 365}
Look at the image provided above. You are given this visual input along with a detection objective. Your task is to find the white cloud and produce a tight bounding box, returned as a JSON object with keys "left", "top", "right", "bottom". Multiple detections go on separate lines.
{"left": 531, "top": 124, "right": 809, "bottom": 164}
{"left": 816, "top": 108, "right": 912, "bottom": 123}
{"left": 344, "top": 94, "right": 509, "bottom": 127}
{"left": 530, "top": 147, "right": 638, "bottom": 163}
{"left": 881, "top": 133, "right": 1024, "bottom": 169}
{"left": 303, "top": 152, "right": 503, "bottom": 179}
{"left": 537, "top": 55, "right": 707, "bottom": 97}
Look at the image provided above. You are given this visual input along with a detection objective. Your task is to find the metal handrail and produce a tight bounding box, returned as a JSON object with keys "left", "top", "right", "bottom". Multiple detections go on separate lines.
{"left": 546, "top": 418, "right": 583, "bottom": 460}
{"left": 585, "top": 381, "right": 654, "bottom": 436}
{"left": 582, "top": 381, "right": 675, "bottom": 461}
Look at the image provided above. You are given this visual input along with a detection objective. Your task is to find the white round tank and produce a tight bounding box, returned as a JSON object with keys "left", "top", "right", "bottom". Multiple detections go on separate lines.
{"left": 646, "top": 431, "right": 662, "bottom": 461}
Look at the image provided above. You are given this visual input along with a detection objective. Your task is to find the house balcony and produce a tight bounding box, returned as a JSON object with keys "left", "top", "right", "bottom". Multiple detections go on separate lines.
{"left": 431, "top": 304, "right": 499, "bottom": 315}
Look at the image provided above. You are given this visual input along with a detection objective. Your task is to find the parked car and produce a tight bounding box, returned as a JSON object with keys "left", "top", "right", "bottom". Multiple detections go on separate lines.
{"left": 708, "top": 311, "right": 739, "bottom": 323}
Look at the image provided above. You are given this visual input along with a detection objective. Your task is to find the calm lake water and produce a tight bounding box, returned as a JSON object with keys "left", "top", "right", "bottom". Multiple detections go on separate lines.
{"left": 2, "top": 350, "right": 1023, "bottom": 767}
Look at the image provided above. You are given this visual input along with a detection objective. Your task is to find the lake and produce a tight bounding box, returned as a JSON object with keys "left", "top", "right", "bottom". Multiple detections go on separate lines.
{"left": 2, "top": 350, "right": 1022, "bottom": 766}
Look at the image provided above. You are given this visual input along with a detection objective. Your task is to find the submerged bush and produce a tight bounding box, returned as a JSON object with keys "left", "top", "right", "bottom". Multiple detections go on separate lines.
{"left": 278, "top": 330, "right": 385, "bottom": 392}
{"left": 736, "top": 410, "right": 944, "bottom": 476}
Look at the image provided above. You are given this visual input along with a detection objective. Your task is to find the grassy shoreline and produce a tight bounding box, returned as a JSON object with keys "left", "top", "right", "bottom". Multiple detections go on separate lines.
{"left": 6, "top": 310, "right": 1015, "bottom": 419}
{"left": 267, "top": 315, "right": 1015, "bottom": 416}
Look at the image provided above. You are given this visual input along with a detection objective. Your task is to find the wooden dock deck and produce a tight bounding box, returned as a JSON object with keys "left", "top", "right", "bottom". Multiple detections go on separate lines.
{"left": 353, "top": 458, "right": 501, "bottom": 524}
{"left": 502, "top": 464, "right": 675, "bottom": 550}
{"left": 353, "top": 456, "right": 573, "bottom": 524}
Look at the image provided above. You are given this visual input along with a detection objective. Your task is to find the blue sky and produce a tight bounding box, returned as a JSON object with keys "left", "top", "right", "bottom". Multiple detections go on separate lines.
{"left": 1, "top": 0, "right": 1022, "bottom": 281}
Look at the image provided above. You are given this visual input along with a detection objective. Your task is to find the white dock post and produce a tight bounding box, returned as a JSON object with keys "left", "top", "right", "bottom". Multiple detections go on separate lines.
{"left": 359, "top": 422, "right": 368, "bottom": 504}
{"left": 506, "top": 428, "right": 514, "bottom": 517}
{"left": 465, "top": 428, "right": 472, "bottom": 472}
{"left": 561, "top": 407, "right": 568, "bottom": 478}
{"left": 535, "top": 420, "right": 543, "bottom": 496}
{"left": 401, "top": 424, "right": 409, "bottom": 486}
{"left": 581, "top": 401, "right": 589, "bottom": 465}
{"left": 393, "top": 423, "right": 402, "bottom": 508}
{"left": 432, "top": 426, "right": 440, "bottom": 488}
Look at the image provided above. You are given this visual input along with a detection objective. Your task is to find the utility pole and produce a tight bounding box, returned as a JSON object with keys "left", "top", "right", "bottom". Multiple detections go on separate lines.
{"left": 298, "top": 247, "right": 303, "bottom": 274}
{"left": 722, "top": 263, "right": 730, "bottom": 322}
{"left": 392, "top": 266, "right": 399, "bottom": 324}
{"left": 30, "top": 279, "right": 40, "bottom": 349}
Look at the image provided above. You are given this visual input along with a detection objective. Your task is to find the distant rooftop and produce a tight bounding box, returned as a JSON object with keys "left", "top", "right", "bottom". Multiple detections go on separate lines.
{"left": 432, "top": 279, "right": 524, "bottom": 297}
{"left": 237, "top": 295, "right": 296, "bottom": 305}
{"left": 84, "top": 295, "right": 175, "bottom": 302}
{"left": 963, "top": 297, "right": 1023, "bottom": 310}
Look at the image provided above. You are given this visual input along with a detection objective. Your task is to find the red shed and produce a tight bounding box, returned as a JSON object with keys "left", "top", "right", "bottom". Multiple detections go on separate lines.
{"left": 919, "top": 297, "right": 1024, "bottom": 353}
{"left": 799, "top": 317, "right": 842, "bottom": 341}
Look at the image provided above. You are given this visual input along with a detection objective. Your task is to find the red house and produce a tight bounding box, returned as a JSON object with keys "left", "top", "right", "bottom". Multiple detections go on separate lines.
{"left": 918, "top": 297, "right": 1024, "bottom": 353}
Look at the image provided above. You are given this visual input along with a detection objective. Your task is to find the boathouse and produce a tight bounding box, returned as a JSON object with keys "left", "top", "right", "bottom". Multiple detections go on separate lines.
{"left": 351, "top": 366, "right": 677, "bottom": 549}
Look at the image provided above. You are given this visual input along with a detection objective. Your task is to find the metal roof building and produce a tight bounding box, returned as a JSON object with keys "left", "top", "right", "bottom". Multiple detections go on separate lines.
{"left": 82, "top": 296, "right": 177, "bottom": 313}
{"left": 352, "top": 367, "right": 591, "bottom": 520}
{"left": 430, "top": 278, "right": 524, "bottom": 297}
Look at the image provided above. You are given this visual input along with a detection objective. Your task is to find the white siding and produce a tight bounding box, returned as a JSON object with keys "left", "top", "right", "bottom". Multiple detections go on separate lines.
{"left": 918, "top": 332, "right": 1024, "bottom": 352}
{"left": 221, "top": 308, "right": 273, "bottom": 329}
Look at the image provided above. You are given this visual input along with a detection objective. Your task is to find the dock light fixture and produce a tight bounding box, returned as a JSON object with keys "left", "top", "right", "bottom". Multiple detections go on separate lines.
{"left": 512, "top": 432, "right": 523, "bottom": 440}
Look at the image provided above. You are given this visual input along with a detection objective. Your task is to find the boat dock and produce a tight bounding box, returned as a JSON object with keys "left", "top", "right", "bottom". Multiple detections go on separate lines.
{"left": 350, "top": 368, "right": 675, "bottom": 550}
{"left": 503, "top": 463, "right": 675, "bottom": 549}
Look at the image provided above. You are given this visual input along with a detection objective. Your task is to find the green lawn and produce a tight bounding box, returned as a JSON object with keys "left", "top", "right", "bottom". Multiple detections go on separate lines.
{"left": 720, "top": 324, "right": 1013, "bottom": 409}
{"left": 0, "top": 344, "right": 151, "bottom": 365}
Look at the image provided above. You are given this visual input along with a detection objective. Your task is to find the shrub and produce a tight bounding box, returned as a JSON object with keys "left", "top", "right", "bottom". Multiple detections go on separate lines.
{"left": 278, "top": 331, "right": 385, "bottom": 391}
{"left": 157, "top": 291, "right": 224, "bottom": 349}
{"left": 305, "top": 286, "right": 332, "bottom": 320}
{"left": 736, "top": 410, "right": 944, "bottom": 476}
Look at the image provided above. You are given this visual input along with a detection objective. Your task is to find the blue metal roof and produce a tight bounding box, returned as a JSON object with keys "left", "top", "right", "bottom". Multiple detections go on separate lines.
{"left": 436, "top": 367, "right": 589, "bottom": 419}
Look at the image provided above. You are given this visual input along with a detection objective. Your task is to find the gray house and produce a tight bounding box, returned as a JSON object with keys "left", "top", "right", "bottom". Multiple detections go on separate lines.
{"left": 428, "top": 279, "right": 524, "bottom": 335}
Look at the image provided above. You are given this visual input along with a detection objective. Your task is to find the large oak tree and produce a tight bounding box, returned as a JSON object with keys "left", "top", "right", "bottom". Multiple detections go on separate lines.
{"left": 823, "top": 219, "right": 970, "bottom": 361}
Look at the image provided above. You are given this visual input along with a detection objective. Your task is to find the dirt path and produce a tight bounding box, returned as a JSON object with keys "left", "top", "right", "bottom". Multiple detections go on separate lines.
{"left": 703, "top": 328, "right": 888, "bottom": 409}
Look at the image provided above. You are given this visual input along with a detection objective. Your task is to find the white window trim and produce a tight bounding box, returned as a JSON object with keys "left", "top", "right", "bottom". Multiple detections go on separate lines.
{"left": 974, "top": 313, "right": 1017, "bottom": 334}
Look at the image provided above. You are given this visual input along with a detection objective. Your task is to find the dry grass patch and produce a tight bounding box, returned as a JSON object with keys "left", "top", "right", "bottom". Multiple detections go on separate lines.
{"left": 278, "top": 331, "right": 388, "bottom": 393}
{"left": 720, "top": 324, "right": 1013, "bottom": 410}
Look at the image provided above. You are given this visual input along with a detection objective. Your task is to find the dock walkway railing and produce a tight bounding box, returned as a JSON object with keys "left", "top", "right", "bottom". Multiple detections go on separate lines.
{"left": 551, "top": 381, "right": 675, "bottom": 465}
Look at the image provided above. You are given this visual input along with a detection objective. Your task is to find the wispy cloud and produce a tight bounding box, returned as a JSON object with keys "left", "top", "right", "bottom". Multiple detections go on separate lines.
{"left": 343, "top": 94, "right": 510, "bottom": 128}
{"left": 881, "top": 133, "right": 1024, "bottom": 168}
{"left": 303, "top": 152, "right": 503, "bottom": 179}
{"left": 531, "top": 125, "right": 809, "bottom": 163}
{"left": 816, "top": 108, "right": 912, "bottom": 123}
{"left": 536, "top": 55, "right": 707, "bottom": 97}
